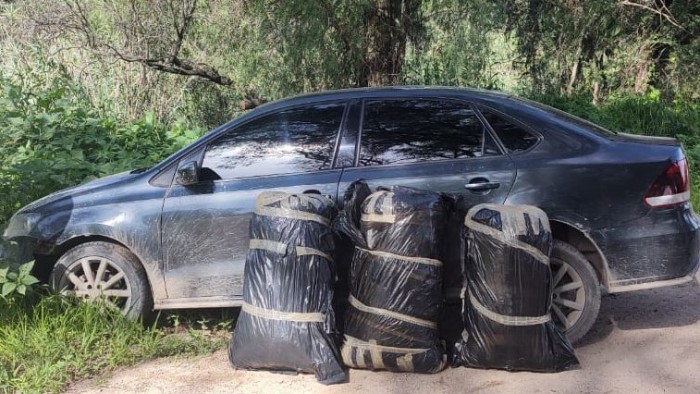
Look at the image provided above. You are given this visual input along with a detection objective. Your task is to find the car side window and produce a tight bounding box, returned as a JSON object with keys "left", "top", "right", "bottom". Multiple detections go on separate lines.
{"left": 201, "top": 102, "right": 345, "bottom": 179}
{"left": 359, "top": 99, "right": 495, "bottom": 167}
{"left": 480, "top": 109, "right": 538, "bottom": 153}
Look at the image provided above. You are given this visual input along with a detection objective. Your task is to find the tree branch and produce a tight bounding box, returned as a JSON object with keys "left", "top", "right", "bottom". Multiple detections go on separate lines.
{"left": 43, "top": 0, "right": 232, "bottom": 86}
{"left": 619, "top": 0, "right": 682, "bottom": 29}
{"left": 106, "top": 45, "right": 231, "bottom": 85}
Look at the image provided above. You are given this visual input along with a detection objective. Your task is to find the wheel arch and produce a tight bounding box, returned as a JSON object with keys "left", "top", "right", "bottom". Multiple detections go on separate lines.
{"left": 36, "top": 235, "right": 158, "bottom": 299}
{"left": 550, "top": 219, "right": 611, "bottom": 290}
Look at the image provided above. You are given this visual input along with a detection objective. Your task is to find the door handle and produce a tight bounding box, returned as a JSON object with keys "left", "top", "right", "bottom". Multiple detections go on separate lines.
{"left": 464, "top": 181, "right": 500, "bottom": 191}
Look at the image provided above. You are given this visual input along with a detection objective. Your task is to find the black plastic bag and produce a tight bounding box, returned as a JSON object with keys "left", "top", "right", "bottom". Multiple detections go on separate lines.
{"left": 228, "top": 191, "right": 345, "bottom": 385}
{"left": 455, "top": 203, "right": 579, "bottom": 372}
{"left": 336, "top": 184, "right": 447, "bottom": 373}
{"left": 332, "top": 180, "right": 373, "bottom": 333}
{"left": 439, "top": 195, "right": 468, "bottom": 345}
{"left": 359, "top": 187, "right": 445, "bottom": 258}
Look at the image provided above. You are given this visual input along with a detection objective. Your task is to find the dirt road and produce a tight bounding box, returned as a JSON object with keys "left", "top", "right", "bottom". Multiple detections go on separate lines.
{"left": 68, "top": 275, "right": 700, "bottom": 394}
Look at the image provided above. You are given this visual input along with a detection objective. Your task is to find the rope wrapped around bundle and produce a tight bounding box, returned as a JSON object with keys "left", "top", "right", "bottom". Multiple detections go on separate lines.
{"left": 228, "top": 191, "right": 345, "bottom": 385}
{"left": 455, "top": 203, "right": 579, "bottom": 372}
{"left": 338, "top": 185, "right": 447, "bottom": 373}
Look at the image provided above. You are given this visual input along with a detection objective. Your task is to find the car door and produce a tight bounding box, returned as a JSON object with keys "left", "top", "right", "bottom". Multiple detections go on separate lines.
{"left": 161, "top": 101, "right": 348, "bottom": 303}
{"left": 337, "top": 97, "right": 516, "bottom": 299}
{"left": 338, "top": 98, "right": 516, "bottom": 209}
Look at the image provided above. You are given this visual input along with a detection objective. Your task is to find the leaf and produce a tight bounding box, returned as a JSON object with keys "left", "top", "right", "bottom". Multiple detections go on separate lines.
{"left": 17, "top": 284, "right": 26, "bottom": 295}
{"left": 0, "top": 266, "right": 8, "bottom": 283}
{"left": 18, "top": 261, "right": 34, "bottom": 276}
{"left": 20, "top": 275, "right": 39, "bottom": 286}
{"left": 2, "top": 282, "right": 17, "bottom": 297}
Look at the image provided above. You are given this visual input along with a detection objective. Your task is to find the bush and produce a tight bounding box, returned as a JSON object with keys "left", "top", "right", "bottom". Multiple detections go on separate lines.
{"left": 0, "top": 261, "right": 39, "bottom": 300}
{"left": 0, "top": 74, "right": 202, "bottom": 224}
{"left": 531, "top": 91, "right": 700, "bottom": 137}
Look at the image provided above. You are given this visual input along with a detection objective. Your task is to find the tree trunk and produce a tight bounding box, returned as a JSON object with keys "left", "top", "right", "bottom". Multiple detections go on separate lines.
{"left": 567, "top": 39, "right": 584, "bottom": 96}
{"left": 524, "top": 0, "right": 543, "bottom": 91}
{"left": 634, "top": 56, "right": 650, "bottom": 94}
{"left": 592, "top": 80, "right": 601, "bottom": 106}
{"left": 360, "top": 0, "right": 417, "bottom": 87}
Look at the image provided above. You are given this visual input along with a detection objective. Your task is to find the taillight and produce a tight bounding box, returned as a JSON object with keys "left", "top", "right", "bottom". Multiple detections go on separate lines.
{"left": 644, "top": 158, "right": 690, "bottom": 208}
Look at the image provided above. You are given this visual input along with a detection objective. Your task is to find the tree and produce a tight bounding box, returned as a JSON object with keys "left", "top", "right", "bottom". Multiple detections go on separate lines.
{"left": 245, "top": 0, "right": 425, "bottom": 89}
{"left": 33, "top": 0, "right": 232, "bottom": 85}
{"left": 361, "top": 0, "right": 424, "bottom": 86}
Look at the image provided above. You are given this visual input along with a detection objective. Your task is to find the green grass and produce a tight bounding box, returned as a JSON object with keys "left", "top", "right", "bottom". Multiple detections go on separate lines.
{"left": 0, "top": 294, "right": 230, "bottom": 393}
{"left": 532, "top": 92, "right": 700, "bottom": 137}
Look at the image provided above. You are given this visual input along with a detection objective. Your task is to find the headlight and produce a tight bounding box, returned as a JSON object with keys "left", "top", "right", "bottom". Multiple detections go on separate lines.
{"left": 3, "top": 212, "right": 42, "bottom": 239}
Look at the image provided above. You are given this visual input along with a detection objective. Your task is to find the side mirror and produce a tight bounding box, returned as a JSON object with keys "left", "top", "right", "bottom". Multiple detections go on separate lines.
{"left": 176, "top": 161, "right": 199, "bottom": 185}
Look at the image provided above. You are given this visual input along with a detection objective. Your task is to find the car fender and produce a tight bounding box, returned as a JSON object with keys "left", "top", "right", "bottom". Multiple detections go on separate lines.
{"left": 8, "top": 196, "right": 168, "bottom": 302}
{"left": 547, "top": 213, "right": 613, "bottom": 288}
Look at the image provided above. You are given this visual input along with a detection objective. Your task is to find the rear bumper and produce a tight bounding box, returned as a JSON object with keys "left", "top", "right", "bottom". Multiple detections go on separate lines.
{"left": 592, "top": 204, "right": 700, "bottom": 291}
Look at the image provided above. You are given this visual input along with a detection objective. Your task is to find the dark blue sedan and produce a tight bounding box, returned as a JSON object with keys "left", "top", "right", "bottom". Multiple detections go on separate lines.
{"left": 4, "top": 87, "right": 699, "bottom": 343}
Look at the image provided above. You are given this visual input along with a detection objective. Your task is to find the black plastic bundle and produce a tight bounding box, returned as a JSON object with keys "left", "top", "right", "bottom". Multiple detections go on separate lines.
{"left": 456, "top": 203, "right": 579, "bottom": 372}
{"left": 439, "top": 195, "right": 468, "bottom": 346}
{"left": 336, "top": 183, "right": 447, "bottom": 373}
{"left": 228, "top": 191, "right": 345, "bottom": 385}
{"left": 442, "top": 195, "right": 467, "bottom": 300}
{"left": 332, "top": 181, "right": 372, "bottom": 332}
{"left": 359, "top": 188, "right": 444, "bottom": 257}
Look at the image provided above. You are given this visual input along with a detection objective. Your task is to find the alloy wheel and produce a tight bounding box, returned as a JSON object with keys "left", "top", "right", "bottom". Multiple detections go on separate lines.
{"left": 550, "top": 257, "right": 586, "bottom": 331}
{"left": 59, "top": 256, "right": 132, "bottom": 310}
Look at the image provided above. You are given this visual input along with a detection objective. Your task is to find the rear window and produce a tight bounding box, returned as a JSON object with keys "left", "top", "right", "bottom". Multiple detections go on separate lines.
{"left": 480, "top": 109, "right": 538, "bottom": 153}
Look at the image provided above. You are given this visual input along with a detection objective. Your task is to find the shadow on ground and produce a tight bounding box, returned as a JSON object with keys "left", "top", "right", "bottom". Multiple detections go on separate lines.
{"left": 578, "top": 278, "right": 700, "bottom": 347}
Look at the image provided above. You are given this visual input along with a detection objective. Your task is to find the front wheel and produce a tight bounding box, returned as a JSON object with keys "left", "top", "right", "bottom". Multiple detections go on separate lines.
{"left": 49, "top": 241, "right": 152, "bottom": 321}
{"left": 550, "top": 240, "right": 601, "bottom": 344}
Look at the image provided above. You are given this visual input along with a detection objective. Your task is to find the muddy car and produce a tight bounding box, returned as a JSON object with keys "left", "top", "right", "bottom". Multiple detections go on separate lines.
{"left": 4, "top": 87, "right": 699, "bottom": 343}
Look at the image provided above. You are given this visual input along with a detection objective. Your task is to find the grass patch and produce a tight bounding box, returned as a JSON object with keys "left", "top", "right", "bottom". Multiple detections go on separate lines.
{"left": 0, "top": 293, "right": 230, "bottom": 393}
{"left": 531, "top": 92, "right": 700, "bottom": 137}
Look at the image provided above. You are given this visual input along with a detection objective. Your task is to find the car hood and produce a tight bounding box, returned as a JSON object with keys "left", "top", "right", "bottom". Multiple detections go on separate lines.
{"left": 19, "top": 170, "right": 140, "bottom": 214}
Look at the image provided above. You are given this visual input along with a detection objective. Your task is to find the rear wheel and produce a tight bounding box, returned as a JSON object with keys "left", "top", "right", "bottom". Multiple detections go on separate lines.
{"left": 49, "top": 241, "right": 152, "bottom": 321}
{"left": 550, "top": 240, "right": 601, "bottom": 344}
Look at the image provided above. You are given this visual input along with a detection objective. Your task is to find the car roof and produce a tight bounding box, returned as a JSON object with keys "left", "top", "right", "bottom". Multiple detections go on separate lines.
{"left": 250, "top": 86, "right": 517, "bottom": 113}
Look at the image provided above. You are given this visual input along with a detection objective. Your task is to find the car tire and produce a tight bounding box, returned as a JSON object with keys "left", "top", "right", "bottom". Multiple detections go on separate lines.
{"left": 550, "top": 240, "right": 601, "bottom": 344}
{"left": 49, "top": 241, "right": 153, "bottom": 321}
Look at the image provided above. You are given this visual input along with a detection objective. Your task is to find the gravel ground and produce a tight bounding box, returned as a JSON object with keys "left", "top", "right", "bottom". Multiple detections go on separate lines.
{"left": 68, "top": 273, "right": 700, "bottom": 394}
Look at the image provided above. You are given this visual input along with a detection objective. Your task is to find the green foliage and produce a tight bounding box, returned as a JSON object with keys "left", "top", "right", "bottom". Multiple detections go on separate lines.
{"left": 533, "top": 91, "right": 700, "bottom": 137}
{"left": 0, "top": 261, "right": 39, "bottom": 300}
{"left": 0, "top": 69, "right": 202, "bottom": 224}
{"left": 0, "top": 295, "right": 227, "bottom": 393}
{"left": 0, "top": 295, "right": 154, "bottom": 392}
{"left": 0, "top": 234, "right": 41, "bottom": 301}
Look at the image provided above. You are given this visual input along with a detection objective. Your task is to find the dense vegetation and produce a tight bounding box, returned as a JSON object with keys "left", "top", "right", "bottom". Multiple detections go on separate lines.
{"left": 1, "top": 0, "right": 699, "bottom": 391}
{"left": 1, "top": 1, "right": 700, "bottom": 224}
